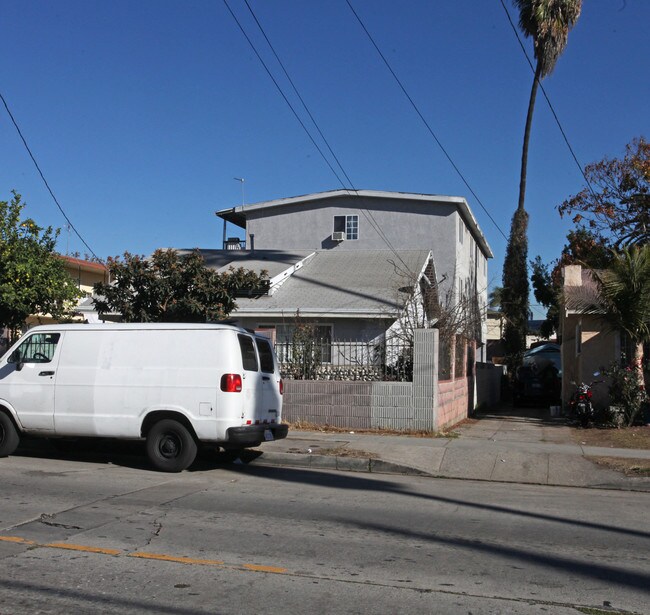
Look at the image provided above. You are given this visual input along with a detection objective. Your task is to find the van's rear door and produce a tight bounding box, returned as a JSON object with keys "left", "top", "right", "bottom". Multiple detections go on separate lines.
{"left": 255, "top": 337, "right": 281, "bottom": 423}
{"left": 237, "top": 334, "right": 280, "bottom": 429}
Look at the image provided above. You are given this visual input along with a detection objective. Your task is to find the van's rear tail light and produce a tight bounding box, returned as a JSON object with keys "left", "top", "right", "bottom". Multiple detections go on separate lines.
{"left": 279, "top": 378, "right": 284, "bottom": 395}
{"left": 221, "top": 373, "right": 242, "bottom": 393}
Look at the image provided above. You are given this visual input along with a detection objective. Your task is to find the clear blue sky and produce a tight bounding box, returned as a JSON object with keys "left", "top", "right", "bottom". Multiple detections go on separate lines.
{"left": 1, "top": 0, "right": 648, "bottom": 317}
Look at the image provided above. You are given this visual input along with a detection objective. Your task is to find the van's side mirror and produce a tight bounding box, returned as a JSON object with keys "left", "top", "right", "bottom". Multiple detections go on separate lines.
{"left": 8, "top": 350, "right": 23, "bottom": 371}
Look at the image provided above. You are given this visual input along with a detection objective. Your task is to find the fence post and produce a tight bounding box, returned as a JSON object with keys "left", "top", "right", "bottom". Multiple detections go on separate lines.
{"left": 412, "top": 329, "right": 438, "bottom": 430}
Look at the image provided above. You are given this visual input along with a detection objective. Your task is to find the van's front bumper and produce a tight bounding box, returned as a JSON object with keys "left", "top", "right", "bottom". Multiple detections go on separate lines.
{"left": 225, "top": 424, "right": 289, "bottom": 446}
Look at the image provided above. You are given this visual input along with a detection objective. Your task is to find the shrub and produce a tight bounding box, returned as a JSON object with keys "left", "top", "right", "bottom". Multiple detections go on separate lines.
{"left": 603, "top": 357, "right": 648, "bottom": 427}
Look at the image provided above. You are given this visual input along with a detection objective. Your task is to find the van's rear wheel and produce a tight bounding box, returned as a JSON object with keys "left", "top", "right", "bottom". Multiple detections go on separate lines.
{"left": 0, "top": 413, "right": 20, "bottom": 457}
{"left": 146, "top": 419, "right": 197, "bottom": 472}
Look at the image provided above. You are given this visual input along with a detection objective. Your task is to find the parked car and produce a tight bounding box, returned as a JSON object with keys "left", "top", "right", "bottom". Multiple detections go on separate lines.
{"left": 0, "top": 323, "right": 286, "bottom": 471}
{"left": 513, "top": 343, "right": 561, "bottom": 406}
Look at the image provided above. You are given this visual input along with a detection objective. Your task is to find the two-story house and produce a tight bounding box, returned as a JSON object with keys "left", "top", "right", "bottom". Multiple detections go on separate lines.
{"left": 210, "top": 189, "right": 492, "bottom": 360}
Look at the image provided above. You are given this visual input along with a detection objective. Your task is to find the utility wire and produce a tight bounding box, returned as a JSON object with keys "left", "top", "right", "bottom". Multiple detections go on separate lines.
{"left": 242, "top": 0, "right": 355, "bottom": 191}
{"left": 228, "top": 0, "right": 413, "bottom": 274}
{"left": 498, "top": 0, "right": 599, "bottom": 202}
{"left": 346, "top": 0, "right": 508, "bottom": 242}
{"left": 223, "top": 0, "right": 349, "bottom": 189}
{"left": 0, "top": 90, "right": 100, "bottom": 261}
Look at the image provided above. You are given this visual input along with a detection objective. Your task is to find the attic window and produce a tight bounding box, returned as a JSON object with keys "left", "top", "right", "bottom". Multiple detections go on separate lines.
{"left": 333, "top": 215, "right": 358, "bottom": 240}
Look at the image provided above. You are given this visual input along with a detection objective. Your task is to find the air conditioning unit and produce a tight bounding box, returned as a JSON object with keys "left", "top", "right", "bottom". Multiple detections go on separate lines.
{"left": 331, "top": 232, "right": 346, "bottom": 241}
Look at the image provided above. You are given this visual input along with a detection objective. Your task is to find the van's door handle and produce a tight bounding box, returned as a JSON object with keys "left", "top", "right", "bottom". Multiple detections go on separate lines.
{"left": 39, "top": 371, "right": 55, "bottom": 376}
{"left": 262, "top": 376, "right": 270, "bottom": 381}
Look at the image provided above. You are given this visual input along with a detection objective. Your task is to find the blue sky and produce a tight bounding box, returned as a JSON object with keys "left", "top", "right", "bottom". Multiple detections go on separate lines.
{"left": 1, "top": 0, "right": 647, "bottom": 317}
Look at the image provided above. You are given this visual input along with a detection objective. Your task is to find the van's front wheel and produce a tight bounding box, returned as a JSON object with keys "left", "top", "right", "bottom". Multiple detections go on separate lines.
{"left": 146, "top": 419, "right": 197, "bottom": 472}
{"left": 0, "top": 412, "right": 20, "bottom": 457}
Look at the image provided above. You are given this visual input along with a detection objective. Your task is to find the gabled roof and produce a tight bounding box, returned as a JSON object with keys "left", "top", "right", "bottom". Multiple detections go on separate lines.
{"left": 215, "top": 189, "right": 493, "bottom": 259}
{"left": 228, "top": 248, "right": 433, "bottom": 319}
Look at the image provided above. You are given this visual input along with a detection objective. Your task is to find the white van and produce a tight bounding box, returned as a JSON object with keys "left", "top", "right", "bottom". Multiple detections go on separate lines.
{"left": 0, "top": 323, "right": 286, "bottom": 472}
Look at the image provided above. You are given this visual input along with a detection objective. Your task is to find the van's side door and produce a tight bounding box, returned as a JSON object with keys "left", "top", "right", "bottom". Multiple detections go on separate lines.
{"left": 0, "top": 332, "right": 62, "bottom": 431}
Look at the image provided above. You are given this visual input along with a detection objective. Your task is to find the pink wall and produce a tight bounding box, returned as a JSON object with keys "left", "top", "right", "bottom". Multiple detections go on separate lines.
{"left": 438, "top": 378, "right": 469, "bottom": 429}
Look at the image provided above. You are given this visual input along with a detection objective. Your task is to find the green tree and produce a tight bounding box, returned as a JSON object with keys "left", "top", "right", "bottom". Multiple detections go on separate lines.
{"left": 0, "top": 191, "right": 82, "bottom": 341}
{"left": 93, "top": 249, "right": 269, "bottom": 323}
{"left": 502, "top": 0, "right": 582, "bottom": 367}
{"left": 582, "top": 245, "right": 650, "bottom": 396}
{"left": 558, "top": 137, "right": 649, "bottom": 247}
{"left": 502, "top": 208, "right": 530, "bottom": 370}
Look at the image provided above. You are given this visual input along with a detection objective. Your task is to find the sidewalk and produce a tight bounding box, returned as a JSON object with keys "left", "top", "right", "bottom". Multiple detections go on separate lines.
{"left": 251, "top": 407, "right": 650, "bottom": 492}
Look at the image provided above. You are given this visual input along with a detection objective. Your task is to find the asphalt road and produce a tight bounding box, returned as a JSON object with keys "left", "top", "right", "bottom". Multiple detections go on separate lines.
{"left": 1, "top": 443, "right": 649, "bottom": 615}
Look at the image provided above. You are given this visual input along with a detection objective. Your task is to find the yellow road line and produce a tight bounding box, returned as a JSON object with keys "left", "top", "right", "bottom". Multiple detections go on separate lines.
{"left": 242, "top": 563, "right": 287, "bottom": 574}
{"left": 1, "top": 535, "right": 286, "bottom": 575}
{"left": 0, "top": 536, "right": 35, "bottom": 545}
{"left": 44, "top": 542, "right": 121, "bottom": 556}
{"left": 129, "top": 552, "right": 224, "bottom": 566}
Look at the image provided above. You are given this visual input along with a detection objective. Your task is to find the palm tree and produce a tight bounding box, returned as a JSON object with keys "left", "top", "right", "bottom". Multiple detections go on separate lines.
{"left": 514, "top": 0, "right": 583, "bottom": 213}
{"left": 502, "top": 0, "right": 582, "bottom": 369}
{"left": 488, "top": 286, "right": 504, "bottom": 310}
{"left": 586, "top": 245, "right": 650, "bottom": 390}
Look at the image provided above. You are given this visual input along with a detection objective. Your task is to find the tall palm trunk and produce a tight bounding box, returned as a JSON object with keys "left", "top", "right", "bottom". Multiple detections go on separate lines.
{"left": 518, "top": 62, "right": 542, "bottom": 212}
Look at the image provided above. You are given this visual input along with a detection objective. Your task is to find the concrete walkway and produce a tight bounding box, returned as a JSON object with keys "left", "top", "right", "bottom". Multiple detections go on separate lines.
{"left": 254, "top": 406, "right": 650, "bottom": 492}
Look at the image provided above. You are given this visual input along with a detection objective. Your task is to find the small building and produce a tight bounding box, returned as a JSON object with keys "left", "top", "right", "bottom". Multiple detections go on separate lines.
{"left": 560, "top": 264, "right": 618, "bottom": 409}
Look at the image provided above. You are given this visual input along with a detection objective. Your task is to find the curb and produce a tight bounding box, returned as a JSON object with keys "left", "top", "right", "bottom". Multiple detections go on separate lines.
{"left": 245, "top": 451, "right": 433, "bottom": 476}
{"left": 240, "top": 451, "right": 650, "bottom": 492}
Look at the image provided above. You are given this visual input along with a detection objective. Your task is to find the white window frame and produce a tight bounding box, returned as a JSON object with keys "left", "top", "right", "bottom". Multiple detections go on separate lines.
{"left": 333, "top": 214, "right": 359, "bottom": 240}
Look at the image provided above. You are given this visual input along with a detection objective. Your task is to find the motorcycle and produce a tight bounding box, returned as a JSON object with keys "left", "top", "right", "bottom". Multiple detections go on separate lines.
{"left": 570, "top": 375, "right": 602, "bottom": 427}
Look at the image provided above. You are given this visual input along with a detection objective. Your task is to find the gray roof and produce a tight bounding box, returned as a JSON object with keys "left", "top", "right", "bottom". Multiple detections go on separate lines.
{"left": 175, "top": 249, "right": 313, "bottom": 279}
{"left": 231, "top": 249, "right": 433, "bottom": 319}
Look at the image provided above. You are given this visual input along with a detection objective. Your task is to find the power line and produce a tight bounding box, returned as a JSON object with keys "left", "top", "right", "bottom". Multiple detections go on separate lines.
{"left": 498, "top": 0, "right": 599, "bottom": 202}
{"left": 0, "top": 90, "right": 100, "bottom": 261}
{"left": 226, "top": 0, "right": 414, "bottom": 274}
{"left": 242, "top": 0, "right": 355, "bottom": 191}
{"left": 345, "top": 0, "right": 508, "bottom": 242}
{"left": 222, "top": 0, "right": 349, "bottom": 189}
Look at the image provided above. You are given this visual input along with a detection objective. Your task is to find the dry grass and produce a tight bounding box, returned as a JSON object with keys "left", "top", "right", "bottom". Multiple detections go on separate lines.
{"left": 571, "top": 425, "right": 650, "bottom": 450}
{"left": 285, "top": 419, "right": 458, "bottom": 439}
{"left": 284, "top": 445, "right": 377, "bottom": 459}
{"left": 587, "top": 456, "right": 650, "bottom": 477}
{"left": 576, "top": 425, "right": 650, "bottom": 476}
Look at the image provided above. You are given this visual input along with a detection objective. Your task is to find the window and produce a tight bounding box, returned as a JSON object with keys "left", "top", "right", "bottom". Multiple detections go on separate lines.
{"left": 9, "top": 333, "right": 61, "bottom": 364}
{"left": 333, "top": 215, "right": 359, "bottom": 240}
{"left": 255, "top": 338, "right": 275, "bottom": 373}
{"left": 238, "top": 334, "right": 258, "bottom": 371}
{"left": 459, "top": 221, "right": 464, "bottom": 244}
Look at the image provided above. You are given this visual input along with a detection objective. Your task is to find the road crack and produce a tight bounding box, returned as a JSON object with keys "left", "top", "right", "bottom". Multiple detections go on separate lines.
{"left": 38, "top": 514, "right": 82, "bottom": 531}
{"left": 142, "top": 512, "right": 166, "bottom": 548}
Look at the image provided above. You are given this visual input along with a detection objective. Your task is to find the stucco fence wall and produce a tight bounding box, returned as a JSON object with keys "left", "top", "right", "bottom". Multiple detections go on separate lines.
{"left": 282, "top": 329, "right": 503, "bottom": 431}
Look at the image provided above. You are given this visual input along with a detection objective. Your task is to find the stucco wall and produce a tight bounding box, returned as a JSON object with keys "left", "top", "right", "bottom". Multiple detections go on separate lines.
{"left": 245, "top": 197, "right": 467, "bottom": 287}
{"left": 561, "top": 314, "right": 618, "bottom": 409}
